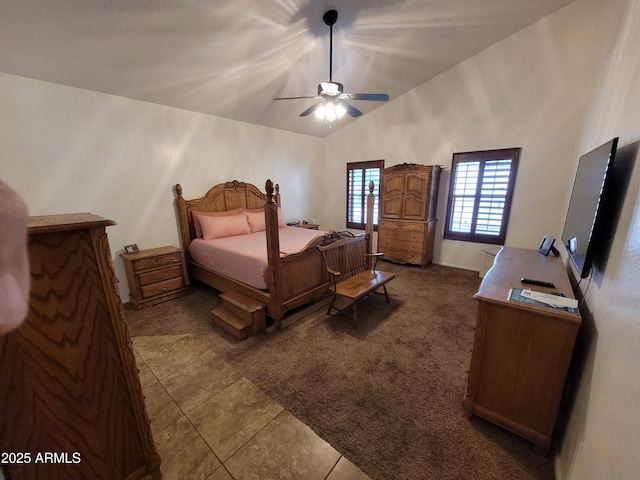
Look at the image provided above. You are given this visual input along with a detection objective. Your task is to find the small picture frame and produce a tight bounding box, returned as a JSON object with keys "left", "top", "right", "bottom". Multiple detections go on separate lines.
{"left": 124, "top": 244, "right": 139, "bottom": 254}
{"left": 538, "top": 235, "right": 557, "bottom": 256}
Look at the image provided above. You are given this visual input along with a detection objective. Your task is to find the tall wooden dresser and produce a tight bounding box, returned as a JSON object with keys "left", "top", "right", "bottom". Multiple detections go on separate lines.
{"left": 378, "top": 163, "right": 442, "bottom": 267}
{"left": 0, "top": 213, "right": 160, "bottom": 480}
{"left": 463, "top": 247, "right": 581, "bottom": 448}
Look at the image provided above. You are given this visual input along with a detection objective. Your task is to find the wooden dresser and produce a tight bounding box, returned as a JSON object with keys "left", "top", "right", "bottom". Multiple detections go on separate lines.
{"left": 378, "top": 163, "right": 441, "bottom": 267}
{"left": 0, "top": 213, "right": 160, "bottom": 480}
{"left": 121, "top": 246, "right": 189, "bottom": 309}
{"left": 463, "top": 247, "right": 581, "bottom": 448}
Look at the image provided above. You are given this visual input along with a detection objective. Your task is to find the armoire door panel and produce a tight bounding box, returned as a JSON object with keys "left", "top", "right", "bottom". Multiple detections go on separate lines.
{"left": 381, "top": 173, "right": 405, "bottom": 218}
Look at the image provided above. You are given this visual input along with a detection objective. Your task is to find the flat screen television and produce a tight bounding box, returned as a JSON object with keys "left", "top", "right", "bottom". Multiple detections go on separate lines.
{"left": 561, "top": 137, "right": 618, "bottom": 278}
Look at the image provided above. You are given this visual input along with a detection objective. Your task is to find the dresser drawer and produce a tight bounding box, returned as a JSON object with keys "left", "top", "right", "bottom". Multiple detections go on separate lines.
{"left": 132, "top": 252, "right": 182, "bottom": 272}
{"left": 141, "top": 276, "right": 184, "bottom": 299}
{"left": 379, "top": 245, "right": 423, "bottom": 264}
{"left": 137, "top": 264, "right": 182, "bottom": 286}
{"left": 380, "top": 220, "right": 424, "bottom": 234}
{"left": 379, "top": 229, "right": 424, "bottom": 244}
{"left": 379, "top": 237, "right": 422, "bottom": 252}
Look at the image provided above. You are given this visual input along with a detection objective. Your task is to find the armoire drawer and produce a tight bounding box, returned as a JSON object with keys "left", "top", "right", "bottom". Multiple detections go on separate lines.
{"left": 379, "top": 246, "right": 423, "bottom": 264}
{"left": 379, "top": 237, "right": 423, "bottom": 253}
{"left": 379, "top": 220, "right": 426, "bottom": 235}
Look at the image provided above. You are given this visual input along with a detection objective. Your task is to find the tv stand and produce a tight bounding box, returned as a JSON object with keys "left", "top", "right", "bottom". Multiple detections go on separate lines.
{"left": 463, "top": 247, "right": 581, "bottom": 448}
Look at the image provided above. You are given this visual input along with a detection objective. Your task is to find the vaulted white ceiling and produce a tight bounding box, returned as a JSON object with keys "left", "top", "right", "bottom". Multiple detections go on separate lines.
{"left": 1, "top": 0, "right": 575, "bottom": 137}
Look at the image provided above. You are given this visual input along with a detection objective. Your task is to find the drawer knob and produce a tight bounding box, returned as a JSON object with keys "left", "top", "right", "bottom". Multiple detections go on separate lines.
{"left": 155, "top": 273, "right": 168, "bottom": 280}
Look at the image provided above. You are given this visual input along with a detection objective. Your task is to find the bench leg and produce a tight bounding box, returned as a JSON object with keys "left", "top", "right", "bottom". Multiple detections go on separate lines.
{"left": 383, "top": 285, "right": 390, "bottom": 303}
{"left": 352, "top": 302, "right": 358, "bottom": 329}
{"left": 327, "top": 294, "right": 337, "bottom": 315}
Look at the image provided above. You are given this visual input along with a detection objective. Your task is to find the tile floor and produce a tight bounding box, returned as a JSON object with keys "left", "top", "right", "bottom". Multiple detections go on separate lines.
{"left": 132, "top": 334, "right": 371, "bottom": 480}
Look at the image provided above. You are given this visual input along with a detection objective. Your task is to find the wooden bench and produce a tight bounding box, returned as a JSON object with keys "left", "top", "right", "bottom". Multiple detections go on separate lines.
{"left": 317, "top": 233, "right": 396, "bottom": 328}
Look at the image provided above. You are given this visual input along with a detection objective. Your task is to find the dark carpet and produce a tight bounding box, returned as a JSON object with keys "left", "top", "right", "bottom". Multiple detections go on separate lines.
{"left": 126, "top": 262, "right": 555, "bottom": 480}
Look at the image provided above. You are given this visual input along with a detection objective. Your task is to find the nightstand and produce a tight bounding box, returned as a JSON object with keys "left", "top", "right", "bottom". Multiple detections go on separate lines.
{"left": 295, "top": 223, "right": 320, "bottom": 230}
{"left": 121, "top": 246, "right": 189, "bottom": 308}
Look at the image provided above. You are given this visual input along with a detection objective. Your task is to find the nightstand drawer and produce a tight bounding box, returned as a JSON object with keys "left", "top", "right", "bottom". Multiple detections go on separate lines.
{"left": 132, "top": 252, "right": 182, "bottom": 271}
{"left": 138, "top": 264, "right": 182, "bottom": 286}
{"left": 141, "top": 276, "right": 184, "bottom": 299}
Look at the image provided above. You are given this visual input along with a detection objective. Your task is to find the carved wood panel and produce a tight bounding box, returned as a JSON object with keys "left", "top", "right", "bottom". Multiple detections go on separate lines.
{"left": 0, "top": 217, "right": 159, "bottom": 480}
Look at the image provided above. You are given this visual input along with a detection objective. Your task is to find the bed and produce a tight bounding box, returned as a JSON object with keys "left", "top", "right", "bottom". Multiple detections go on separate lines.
{"left": 174, "top": 179, "right": 360, "bottom": 329}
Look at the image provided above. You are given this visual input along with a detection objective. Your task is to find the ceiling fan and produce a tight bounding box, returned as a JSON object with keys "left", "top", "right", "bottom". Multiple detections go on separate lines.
{"left": 274, "top": 9, "right": 389, "bottom": 123}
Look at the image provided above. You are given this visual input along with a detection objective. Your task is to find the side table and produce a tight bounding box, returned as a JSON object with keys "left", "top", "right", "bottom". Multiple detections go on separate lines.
{"left": 121, "top": 246, "right": 189, "bottom": 308}
{"left": 295, "top": 223, "right": 320, "bottom": 230}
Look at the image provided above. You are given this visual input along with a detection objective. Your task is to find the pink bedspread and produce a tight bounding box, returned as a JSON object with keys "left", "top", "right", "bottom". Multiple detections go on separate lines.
{"left": 188, "top": 226, "right": 328, "bottom": 290}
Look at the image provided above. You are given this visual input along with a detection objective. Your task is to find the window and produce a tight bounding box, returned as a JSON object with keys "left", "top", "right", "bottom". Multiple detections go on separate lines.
{"left": 444, "top": 148, "right": 520, "bottom": 245}
{"left": 346, "top": 160, "right": 384, "bottom": 230}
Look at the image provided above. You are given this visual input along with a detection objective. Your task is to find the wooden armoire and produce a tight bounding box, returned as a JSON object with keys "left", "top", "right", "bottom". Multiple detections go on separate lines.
{"left": 378, "top": 163, "right": 442, "bottom": 268}
{"left": 0, "top": 213, "right": 160, "bottom": 480}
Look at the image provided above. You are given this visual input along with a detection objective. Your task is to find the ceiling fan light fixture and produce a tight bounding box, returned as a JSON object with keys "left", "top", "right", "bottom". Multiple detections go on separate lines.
{"left": 315, "top": 100, "right": 346, "bottom": 122}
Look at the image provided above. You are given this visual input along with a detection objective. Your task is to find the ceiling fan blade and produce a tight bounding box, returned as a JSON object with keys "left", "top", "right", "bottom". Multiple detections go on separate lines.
{"left": 274, "top": 95, "right": 319, "bottom": 101}
{"left": 299, "top": 102, "right": 323, "bottom": 117}
{"left": 338, "top": 100, "right": 362, "bottom": 117}
{"left": 344, "top": 93, "right": 389, "bottom": 102}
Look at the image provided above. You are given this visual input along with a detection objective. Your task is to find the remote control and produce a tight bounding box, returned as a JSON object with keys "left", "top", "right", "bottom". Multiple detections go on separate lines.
{"left": 520, "top": 277, "right": 556, "bottom": 288}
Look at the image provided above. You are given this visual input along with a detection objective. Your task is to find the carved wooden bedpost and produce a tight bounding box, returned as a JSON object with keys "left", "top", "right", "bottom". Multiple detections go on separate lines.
{"left": 174, "top": 184, "right": 191, "bottom": 260}
{"left": 264, "top": 179, "right": 284, "bottom": 326}
{"left": 366, "top": 180, "right": 375, "bottom": 269}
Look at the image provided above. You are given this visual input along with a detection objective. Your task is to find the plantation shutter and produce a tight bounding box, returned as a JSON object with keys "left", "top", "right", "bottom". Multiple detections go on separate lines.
{"left": 445, "top": 148, "right": 520, "bottom": 245}
{"left": 347, "top": 160, "right": 384, "bottom": 230}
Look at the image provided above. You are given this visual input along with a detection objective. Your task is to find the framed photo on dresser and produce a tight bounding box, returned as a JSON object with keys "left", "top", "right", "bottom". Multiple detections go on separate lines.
{"left": 124, "top": 244, "right": 139, "bottom": 254}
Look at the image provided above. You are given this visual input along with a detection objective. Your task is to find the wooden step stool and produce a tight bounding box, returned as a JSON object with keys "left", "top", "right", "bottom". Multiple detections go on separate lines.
{"left": 212, "top": 291, "right": 266, "bottom": 340}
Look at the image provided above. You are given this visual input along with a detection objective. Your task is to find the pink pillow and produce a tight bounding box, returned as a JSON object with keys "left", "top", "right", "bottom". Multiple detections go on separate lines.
{"left": 199, "top": 212, "right": 250, "bottom": 240}
{"left": 192, "top": 208, "right": 243, "bottom": 238}
{"left": 244, "top": 207, "right": 285, "bottom": 227}
{"left": 245, "top": 211, "right": 266, "bottom": 232}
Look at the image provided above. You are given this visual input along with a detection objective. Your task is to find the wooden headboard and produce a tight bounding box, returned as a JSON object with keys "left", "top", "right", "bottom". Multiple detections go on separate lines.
{"left": 174, "top": 180, "right": 280, "bottom": 250}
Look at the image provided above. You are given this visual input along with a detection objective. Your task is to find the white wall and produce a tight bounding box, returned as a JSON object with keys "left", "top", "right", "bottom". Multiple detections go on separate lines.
{"left": 0, "top": 73, "right": 323, "bottom": 300}
{"left": 324, "top": 0, "right": 640, "bottom": 478}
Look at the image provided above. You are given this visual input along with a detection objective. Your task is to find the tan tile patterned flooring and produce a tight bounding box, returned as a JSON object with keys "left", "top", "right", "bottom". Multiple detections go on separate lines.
{"left": 132, "top": 334, "right": 371, "bottom": 480}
